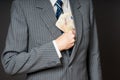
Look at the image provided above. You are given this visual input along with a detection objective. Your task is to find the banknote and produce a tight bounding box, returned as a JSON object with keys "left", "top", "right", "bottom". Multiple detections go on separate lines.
{"left": 56, "top": 12, "right": 75, "bottom": 32}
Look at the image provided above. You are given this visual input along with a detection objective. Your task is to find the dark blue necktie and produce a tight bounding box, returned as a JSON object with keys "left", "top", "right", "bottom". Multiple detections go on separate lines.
{"left": 54, "top": 0, "right": 63, "bottom": 19}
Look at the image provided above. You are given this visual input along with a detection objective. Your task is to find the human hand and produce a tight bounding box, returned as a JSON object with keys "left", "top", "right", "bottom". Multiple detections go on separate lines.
{"left": 55, "top": 30, "right": 76, "bottom": 51}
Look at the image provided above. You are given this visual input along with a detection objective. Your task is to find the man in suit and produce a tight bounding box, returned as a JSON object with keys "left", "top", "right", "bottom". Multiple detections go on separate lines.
{"left": 1, "top": 0, "right": 102, "bottom": 80}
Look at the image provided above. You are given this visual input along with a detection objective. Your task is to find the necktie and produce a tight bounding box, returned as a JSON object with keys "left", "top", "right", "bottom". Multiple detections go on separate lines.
{"left": 54, "top": 0, "right": 63, "bottom": 19}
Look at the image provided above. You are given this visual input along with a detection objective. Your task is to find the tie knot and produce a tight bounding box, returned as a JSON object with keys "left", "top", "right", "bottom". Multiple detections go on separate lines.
{"left": 55, "top": 0, "right": 63, "bottom": 7}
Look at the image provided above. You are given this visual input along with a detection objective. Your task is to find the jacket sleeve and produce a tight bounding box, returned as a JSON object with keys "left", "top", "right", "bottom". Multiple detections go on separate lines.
{"left": 1, "top": 0, "right": 61, "bottom": 75}
{"left": 87, "top": 0, "right": 102, "bottom": 80}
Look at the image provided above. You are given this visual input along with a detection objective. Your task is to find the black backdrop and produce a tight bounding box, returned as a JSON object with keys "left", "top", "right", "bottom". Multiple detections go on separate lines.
{"left": 0, "top": 0, "right": 120, "bottom": 80}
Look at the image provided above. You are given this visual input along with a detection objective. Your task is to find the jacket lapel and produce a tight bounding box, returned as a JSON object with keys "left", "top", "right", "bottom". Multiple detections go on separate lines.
{"left": 35, "top": 0, "right": 62, "bottom": 39}
{"left": 69, "top": 0, "right": 83, "bottom": 65}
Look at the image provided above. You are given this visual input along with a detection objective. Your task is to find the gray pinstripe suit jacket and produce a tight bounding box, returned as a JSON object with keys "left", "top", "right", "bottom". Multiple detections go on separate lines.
{"left": 1, "top": 0, "right": 102, "bottom": 80}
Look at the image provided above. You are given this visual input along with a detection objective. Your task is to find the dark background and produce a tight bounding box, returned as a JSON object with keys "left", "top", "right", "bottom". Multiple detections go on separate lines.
{"left": 0, "top": 0, "right": 120, "bottom": 80}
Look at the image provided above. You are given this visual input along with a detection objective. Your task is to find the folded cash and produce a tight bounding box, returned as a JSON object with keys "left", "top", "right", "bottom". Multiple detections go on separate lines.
{"left": 56, "top": 12, "right": 75, "bottom": 32}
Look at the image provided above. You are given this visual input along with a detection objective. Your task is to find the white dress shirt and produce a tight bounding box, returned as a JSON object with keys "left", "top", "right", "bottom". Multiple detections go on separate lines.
{"left": 50, "top": 0, "right": 72, "bottom": 14}
{"left": 50, "top": 0, "right": 73, "bottom": 58}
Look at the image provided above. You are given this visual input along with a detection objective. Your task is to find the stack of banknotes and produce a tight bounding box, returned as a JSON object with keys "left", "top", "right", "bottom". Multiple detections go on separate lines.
{"left": 56, "top": 12, "right": 75, "bottom": 32}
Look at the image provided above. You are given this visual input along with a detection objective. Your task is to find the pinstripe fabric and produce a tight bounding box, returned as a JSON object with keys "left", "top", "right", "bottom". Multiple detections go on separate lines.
{"left": 1, "top": 0, "right": 102, "bottom": 80}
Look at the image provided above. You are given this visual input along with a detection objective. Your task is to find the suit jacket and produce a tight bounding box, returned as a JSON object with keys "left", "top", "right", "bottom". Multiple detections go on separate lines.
{"left": 1, "top": 0, "right": 102, "bottom": 80}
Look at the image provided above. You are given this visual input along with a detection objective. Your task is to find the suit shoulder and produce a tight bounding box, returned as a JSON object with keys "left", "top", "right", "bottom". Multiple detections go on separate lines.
{"left": 12, "top": 0, "right": 39, "bottom": 10}
{"left": 12, "top": 0, "right": 38, "bottom": 7}
{"left": 79, "top": 0, "right": 92, "bottom": 3}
